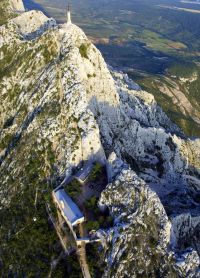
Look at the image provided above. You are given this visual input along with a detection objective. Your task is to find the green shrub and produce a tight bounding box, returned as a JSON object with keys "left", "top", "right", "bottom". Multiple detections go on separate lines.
{"left": 85, "top": 196, "right": 98, "bottom": 210}
{"left": 3, "top": 116, "right": 14, "bottom": 129}
{"left": 85, "top": 220, "right": 100, "bottom": 231}
{"left": 79, "top": 44, "right": 89, "bottom": 59}
{"left": 0, "top": 133, "right": 13, "bottom": 149}
{"left": 89, "top": 162, "right": 103, "bottom": 182}
{"left": 66, "top": 179, "right": 81, "bottom": 199}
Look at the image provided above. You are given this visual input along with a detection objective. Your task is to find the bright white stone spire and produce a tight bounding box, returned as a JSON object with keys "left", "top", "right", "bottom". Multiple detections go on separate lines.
{"left": 67, "top": 3, "right": 71, "bottom": 24}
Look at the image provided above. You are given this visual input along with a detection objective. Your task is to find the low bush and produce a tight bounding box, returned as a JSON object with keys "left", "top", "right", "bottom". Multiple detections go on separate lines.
{"left": 89, "top": 162, "right": 103, "bottom": 182}
{"left": 66, "top": 179, "right": 81, "bottom": 199}
{"left": 79, "top": 44, "right": 89, "bottom": 59}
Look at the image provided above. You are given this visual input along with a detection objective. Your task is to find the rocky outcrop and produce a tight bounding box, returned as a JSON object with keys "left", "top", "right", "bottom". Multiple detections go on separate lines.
{"left": 98, "top": 169, "right": 171, "bottom": 277}
{"left": 172, "top": 214, "right": 200, "bottom": 256}
{"left": 12, "top": 10, "right": 56, "bottom": 39}
{"left": 9, "top": 0, "right": 25, "bottom": 12}
{"left": 0, "top": 2, "right": 199, "bottom": 277}
{"left": 98, "top": 156, "right": 200, "bottom": 278}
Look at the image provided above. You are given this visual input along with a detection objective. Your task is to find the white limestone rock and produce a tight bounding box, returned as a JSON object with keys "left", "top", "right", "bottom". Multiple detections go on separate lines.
{"left": 98, "top": 167, "right": 176, "bottom": 277}
{"left": 172, "top": 213, "right": 200, "bottom": 256}
{"left": 9, "top": 0, "right": 25, "bottom": 12}
{"left": 175, "top": 249, "right": 200, "bottom": 277}
{"left": 12, "top": 10, "right": 56, "bottom": 38}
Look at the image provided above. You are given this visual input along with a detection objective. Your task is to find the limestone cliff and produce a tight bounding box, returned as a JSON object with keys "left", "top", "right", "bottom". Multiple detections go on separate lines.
{"left": 0, "top": 1, "right": 199, "bottom": 277}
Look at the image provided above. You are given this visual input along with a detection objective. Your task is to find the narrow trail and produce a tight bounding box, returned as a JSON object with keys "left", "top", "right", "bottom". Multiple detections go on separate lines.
{"left": 77, "top": 223, "right": 91, "bottom": 278}
{"left": 77, "top": 241, "right": 91, "bottom": 278}
{"left": 48, "top": 200, "right": 91, "bottom": 278}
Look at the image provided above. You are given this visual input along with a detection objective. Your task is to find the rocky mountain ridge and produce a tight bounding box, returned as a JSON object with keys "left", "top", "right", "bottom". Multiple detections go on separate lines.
{"left": 0, "top": 0, "right": 200, "bottom": 277}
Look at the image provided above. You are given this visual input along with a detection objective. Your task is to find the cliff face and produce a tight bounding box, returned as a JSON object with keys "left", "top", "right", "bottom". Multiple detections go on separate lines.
{"left": 0, "top": 1, "right": 200, "bottom": 277}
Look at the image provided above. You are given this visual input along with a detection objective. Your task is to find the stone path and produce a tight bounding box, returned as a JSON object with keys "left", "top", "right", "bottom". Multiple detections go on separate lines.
{"left": 77, "top": 241, "right": 91, "bottom": 278}
{"left": 76, "top": 223, "right": 91, "bottom": 278}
